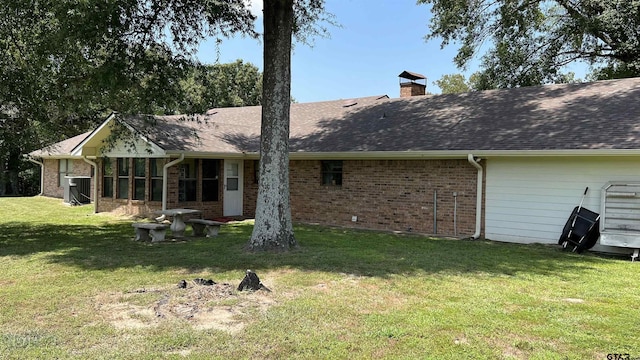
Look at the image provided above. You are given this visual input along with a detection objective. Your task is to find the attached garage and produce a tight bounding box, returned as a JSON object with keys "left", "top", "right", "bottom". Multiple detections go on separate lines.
{"left": 485, "top": 156, "right": 640, "bottom": 252}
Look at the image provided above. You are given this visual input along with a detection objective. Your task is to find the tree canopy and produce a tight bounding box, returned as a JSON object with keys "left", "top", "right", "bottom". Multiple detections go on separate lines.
{"left": 420, "top": 0, "right": 640, "bottom": 88}
{"left": 1, "top": 0, "right": 256, "bottom": 136}
{"left": 1, "top": 1, "right": 259, "bottom": 194}
{"left": 180, "top": 60, "right": 263, "bottom": 113}
{"left": 434, "top": 74, "right": 471, "bottom": 94}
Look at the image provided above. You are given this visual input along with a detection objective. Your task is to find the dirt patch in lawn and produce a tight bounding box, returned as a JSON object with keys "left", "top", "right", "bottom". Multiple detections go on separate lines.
{"left": 94, "top": 281, "right": 276, "bottom": 334}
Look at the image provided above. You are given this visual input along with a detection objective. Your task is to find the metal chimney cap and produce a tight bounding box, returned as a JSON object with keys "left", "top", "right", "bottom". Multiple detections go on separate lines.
{"left": 398, "top": 71, "right": 426, "bottom": 81}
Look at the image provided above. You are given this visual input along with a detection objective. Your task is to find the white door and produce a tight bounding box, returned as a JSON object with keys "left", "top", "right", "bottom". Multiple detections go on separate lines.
{"left": 223, "top": 160, "right": 244, "bottom": 216}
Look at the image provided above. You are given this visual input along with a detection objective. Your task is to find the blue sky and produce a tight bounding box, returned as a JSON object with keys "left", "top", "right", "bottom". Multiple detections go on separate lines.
{"left": 196, "top": 0, "right": 477, "bottom": 103}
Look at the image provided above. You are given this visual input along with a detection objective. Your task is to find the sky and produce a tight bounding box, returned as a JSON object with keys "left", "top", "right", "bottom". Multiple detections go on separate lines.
{"left": 195, "top": 0, "right": 477, "bottom": 103}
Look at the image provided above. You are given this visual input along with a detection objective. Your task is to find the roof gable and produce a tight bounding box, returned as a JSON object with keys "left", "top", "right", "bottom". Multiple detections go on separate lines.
{"left": 70, "top": 113, "right": 166, "bottom": 157}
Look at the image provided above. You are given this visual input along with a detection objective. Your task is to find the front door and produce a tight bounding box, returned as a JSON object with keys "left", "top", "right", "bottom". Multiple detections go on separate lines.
{"left": 223, "top": 160, "right": 243, "bottom": 216}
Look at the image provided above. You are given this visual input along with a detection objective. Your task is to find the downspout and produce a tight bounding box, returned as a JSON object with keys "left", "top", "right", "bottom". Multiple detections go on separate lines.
{"left": 82, "top": 157, "right": 98, "bottom": 213}
{"left": 162, "top": 154, "right": 184, "bottom": 211}
{"left": 467, "top": 154, "right": 483, "bottom": 240}
{"left": 27, "top": 157, "right": 44, "bottom": 196}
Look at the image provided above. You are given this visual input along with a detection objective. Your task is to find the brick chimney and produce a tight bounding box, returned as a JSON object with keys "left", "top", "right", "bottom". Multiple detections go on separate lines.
{"left": 399, "top": 71, "right": 426, "bottom": 97}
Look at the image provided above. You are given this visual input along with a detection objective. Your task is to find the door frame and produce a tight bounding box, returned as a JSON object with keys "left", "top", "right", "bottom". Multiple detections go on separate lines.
{"left": 223, "top": 159, "right": 244, "bottom": 216}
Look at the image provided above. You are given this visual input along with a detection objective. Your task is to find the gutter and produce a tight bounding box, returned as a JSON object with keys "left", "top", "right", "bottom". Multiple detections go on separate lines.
{"left": 164, "top": 149, "right": 640, "bottom": 161}
{"left": 82, "top": 156, "right": 98, "bottom": 213}
{"left": 26, "top": 157, "right": 44, "bottom": 196}
{"left": 467, "top": 154, "right": 483, "bottom": 240}
{"left": 162, "top": 154, "right": 184, "bottom": 210}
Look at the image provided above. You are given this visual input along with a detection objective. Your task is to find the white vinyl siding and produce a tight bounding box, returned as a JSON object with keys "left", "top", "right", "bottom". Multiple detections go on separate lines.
{"left": 485, "top": 157, "right": 640, "bottom": 247}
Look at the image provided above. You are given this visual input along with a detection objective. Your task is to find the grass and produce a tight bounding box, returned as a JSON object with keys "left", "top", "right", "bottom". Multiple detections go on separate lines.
{"left": 1, "top": 196, "right": 639, "bottom": 359}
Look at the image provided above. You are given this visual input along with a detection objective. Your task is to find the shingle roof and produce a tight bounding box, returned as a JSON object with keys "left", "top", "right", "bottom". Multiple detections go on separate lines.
{"left": 29, "top": 131, "right": 92, "bottom": 157}
{"left": 124, "top": 77, "right": 640, "bottom": 154}
{"left": 31, "top": 77, "right": 640, "bottom": 157}
{"left": 121, "top": 95, "right": 392, "bottom": 154}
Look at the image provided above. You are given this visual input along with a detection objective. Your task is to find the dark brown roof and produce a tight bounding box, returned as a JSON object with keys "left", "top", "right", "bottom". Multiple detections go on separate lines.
{"left": 125, "top": 77, "right": 640, "bottom": 154}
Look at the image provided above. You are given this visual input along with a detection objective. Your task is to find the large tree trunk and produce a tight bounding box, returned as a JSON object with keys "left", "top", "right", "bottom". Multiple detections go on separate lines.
{"left": 247, "top": 0, "right": 297, "bottom": 251}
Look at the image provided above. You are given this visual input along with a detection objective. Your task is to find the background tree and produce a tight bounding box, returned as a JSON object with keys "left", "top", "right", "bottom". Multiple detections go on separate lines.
{"left": 179, "top": 60, "right": 263, "bottom": 113}
{"left": 434, "top": 74, "right": 471, "bottom": 94}
{"left": 420, "top": 0, "right": 640, "bottom": 88}
{"left": 1, "top": 0, "right": 256, "bottom": 195}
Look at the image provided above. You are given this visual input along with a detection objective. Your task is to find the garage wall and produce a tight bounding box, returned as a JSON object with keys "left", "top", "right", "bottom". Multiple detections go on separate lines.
{"left": 485, "top": 157, "right": 640, "bottom": 249}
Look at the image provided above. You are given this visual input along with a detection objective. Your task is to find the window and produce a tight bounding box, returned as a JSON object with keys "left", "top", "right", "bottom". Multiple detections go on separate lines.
{"left": 226, "top": 162, "right": 240, "bottom": 191}
{"left": 133, "top": 158, "right": 146, "bottom": 200}
{"left": 150, "top": 159, "right": 164, "bottom": 202}
{"left": 202, "top": 159, "right": 220, "bottom": 201}
{"left": 117, "top": 158, "right": 129, "bottom": 199}
{"left": 321, "top": 160, "right": 343, "bottom": 186}
{"left": 102, "top": 158, "right": 113, "bottom": 198}
{"left": 179, "top": 159, "right": 197, "bottom": 202}
{"left": 59, "top": 159, "right": 73, "bottom": 187}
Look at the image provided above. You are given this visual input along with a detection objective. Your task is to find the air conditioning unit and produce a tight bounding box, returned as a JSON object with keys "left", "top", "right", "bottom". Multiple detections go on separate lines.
{"left": 63, "top": 176, "right": 92, "bottom": 205}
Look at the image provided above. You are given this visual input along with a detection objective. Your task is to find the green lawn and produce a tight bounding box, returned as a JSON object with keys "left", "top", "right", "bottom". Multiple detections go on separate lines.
{"left": 0, "top": 197, "right": 638, "bottom": 359}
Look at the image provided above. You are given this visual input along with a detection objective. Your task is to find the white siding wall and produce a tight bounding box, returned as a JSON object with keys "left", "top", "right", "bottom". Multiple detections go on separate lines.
{"left": 485, "top": 157, "right": 640, "bottom": 252}
{"left": 101, "top": 138, "right": 161, "bottom": 158}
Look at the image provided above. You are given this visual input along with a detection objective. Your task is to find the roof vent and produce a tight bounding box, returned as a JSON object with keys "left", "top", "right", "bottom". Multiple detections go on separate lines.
{"left": 399, "top": 71, "right": 427, "bottom": 98}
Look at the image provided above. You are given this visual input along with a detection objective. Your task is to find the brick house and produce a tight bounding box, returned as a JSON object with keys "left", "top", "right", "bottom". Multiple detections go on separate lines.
{"left": 28, "top": 75, "right": 640, "bottom": 254}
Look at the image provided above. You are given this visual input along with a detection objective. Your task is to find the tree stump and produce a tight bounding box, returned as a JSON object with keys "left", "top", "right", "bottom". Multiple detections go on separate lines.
{"left": 237, "top": 270, "right": 270, "bottom": 292}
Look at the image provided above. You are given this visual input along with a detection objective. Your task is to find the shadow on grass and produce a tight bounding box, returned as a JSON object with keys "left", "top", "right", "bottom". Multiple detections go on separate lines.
{"left": 0, "top": 220, "right": 608, "bottom": 279}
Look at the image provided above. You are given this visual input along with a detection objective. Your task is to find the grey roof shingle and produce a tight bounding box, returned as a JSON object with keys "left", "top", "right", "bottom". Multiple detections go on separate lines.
{"left": 29, "top": 131, "right": 92, "bottom": 157}
{"left": 125, "top": 77, "right": 640, "bottom": 154}
{"left": 31, "top": 77, "right": 640, "bottom": 157}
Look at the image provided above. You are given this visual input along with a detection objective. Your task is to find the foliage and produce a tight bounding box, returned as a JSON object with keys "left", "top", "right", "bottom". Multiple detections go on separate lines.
{"left": 420, "top": 0, "right": 640, "bottom": 88}
{"left": 1, "top": 0, "right": 256, "bottom": 134}
{"left": 179, "top": 60, "right": 263, "bottom": 113}
{"left": 1, "top": 197, "right": 639, "bottom": 358}
{"left": 434, "top": 73, "right": 471, "bottom": 94}
{"left": 1, "top": 0, "right": 260, "bottom": 195}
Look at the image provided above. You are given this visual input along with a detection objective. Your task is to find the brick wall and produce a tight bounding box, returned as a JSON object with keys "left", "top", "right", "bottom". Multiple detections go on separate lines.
{"left": 42, "top": 158, "right": 93, "bottom": 199}
{"left": 288, "top": 159, "right": 477, "bottom": 236}
{"left": 400, "top": 82, "right": 426, "bottom": 97}
{"left": 244, "top": 159, "right": 478, "bottom": 237}
{"left": 243, "top": 160, "right": 259, "bottom": 216}
{"left": 89, "top": 156, "right": 478, "bottom": 236}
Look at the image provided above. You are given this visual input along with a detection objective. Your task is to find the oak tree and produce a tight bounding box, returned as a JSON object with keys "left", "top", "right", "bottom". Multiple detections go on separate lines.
{"left": 248, "top": 0, "right": 330, "bottom": 251}
{"left": 420, "top": 0, "right": 640, "bottom": 87}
